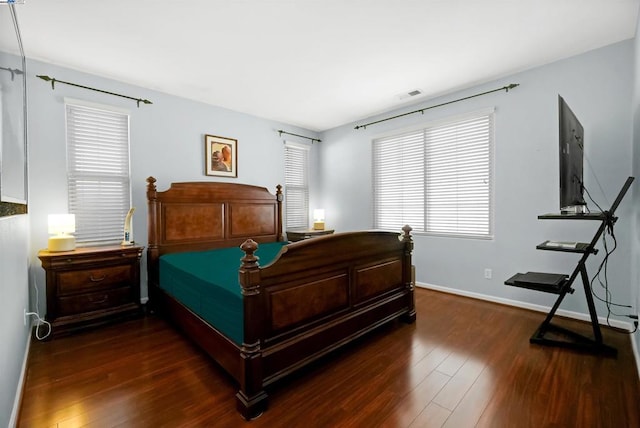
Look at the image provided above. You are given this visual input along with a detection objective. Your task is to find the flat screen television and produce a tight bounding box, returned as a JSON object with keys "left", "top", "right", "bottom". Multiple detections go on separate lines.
{"left": 558, "top": 95, "right": 586, "bottom": 213}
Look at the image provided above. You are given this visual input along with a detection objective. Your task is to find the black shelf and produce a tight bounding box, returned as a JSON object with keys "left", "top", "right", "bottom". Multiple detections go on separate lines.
{"left": 538, "top": 212, "right": 606, "bottom": 220}
{"left": 506, "top": 272, "right": 568, "bottom": 294}
{"left": 536, "top": 240, "right": 596, "bottom": 254}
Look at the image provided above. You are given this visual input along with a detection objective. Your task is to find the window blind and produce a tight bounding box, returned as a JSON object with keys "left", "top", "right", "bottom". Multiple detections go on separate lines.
{"left": 373, "top": 112, "right": 493, "bottom": 239}
{"left": 66, "top": 102, "right": 131, "bottom": 245}
{"left": 373, "top": 130, "right": 426, "bottom": 231}
{"left": 284, "top": 142, "right": 310, "bottom": 229}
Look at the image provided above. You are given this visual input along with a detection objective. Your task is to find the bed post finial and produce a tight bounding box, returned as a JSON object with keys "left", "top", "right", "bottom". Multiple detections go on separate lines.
{"left": 240, "top": 239, "right": 260, "bottom": 274}
{"left": 276, "top": 184, "right": 284, "bottom": 241}
{"left": 402, "top": 224, "right": 413, "bottom": 249}
{"left": 146, "top": 176, "right": 157, "bottom": 197}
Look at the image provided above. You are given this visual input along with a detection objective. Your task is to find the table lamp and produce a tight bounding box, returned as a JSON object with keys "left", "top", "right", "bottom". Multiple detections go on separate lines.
{"left": 313, "top": 209, "right": 325, "bottom": 230}
{"left": 48, "top": 214, "right": 76, "bottom": 252}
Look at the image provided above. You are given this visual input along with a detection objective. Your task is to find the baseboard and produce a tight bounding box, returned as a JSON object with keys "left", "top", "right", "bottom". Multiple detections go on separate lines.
{"left": 416, "top": 281, "right": 632, "bottom": 332}
{"left": 9, "top": 326, "right": 32, "bottom": 428}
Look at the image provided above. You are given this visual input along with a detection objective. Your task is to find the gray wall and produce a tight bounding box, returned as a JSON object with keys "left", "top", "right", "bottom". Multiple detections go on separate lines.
{"left": 0, "top": 214, "right": 30, "bottom": 428}
{"left": 319, "top": 40, "right": 636, "bottom": 323}
{"left": 26, "top": 58, "right": 320, "bottom": 314}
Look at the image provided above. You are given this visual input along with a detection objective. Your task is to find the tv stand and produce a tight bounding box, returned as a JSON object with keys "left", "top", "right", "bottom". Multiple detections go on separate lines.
{"left": 505, "top": 177, "right": 634, "bottom": 356}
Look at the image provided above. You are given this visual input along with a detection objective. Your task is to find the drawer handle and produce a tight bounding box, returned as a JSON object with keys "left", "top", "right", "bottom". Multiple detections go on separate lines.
{"left": 89, "top": 275, "right": 106, "bottom": 282}
{"left": 88, "top": 295, "right": 108, "bottom": 304}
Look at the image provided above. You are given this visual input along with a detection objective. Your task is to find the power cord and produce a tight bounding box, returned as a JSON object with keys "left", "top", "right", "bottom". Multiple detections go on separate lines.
{"left": 27, "top": 269, "right": 52, "bottom": 340}
{"left": 583, "top": 184, "right": 637, "bottom": 334}
{"left": 25, "top": 311, "right": 51, "bottom": 340}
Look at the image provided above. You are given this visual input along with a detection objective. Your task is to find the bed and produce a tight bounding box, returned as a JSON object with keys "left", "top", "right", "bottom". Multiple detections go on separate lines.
{"left": 146, "top": 177, "right": 415, "bottom": 419}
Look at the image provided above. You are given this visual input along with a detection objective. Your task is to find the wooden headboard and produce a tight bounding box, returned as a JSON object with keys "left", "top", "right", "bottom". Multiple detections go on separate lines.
{"left": 146, "top": 176, "right": 283, "bottom": 281}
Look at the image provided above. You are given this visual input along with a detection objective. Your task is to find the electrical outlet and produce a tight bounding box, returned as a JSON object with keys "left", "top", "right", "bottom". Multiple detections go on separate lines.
{"left": 484, "top": 268, "right": 492, "bottom": 279}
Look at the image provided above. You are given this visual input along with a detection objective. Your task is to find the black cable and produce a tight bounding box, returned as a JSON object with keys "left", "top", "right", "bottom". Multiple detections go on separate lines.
{"left": 583, "top": 184, "right": 636, "bottom": 334}
{"left": 582, "top": 183, "right": 603, "bottom": 212}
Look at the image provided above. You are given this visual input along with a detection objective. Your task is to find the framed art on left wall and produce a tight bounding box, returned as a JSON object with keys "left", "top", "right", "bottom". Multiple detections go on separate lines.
{"left": 205, "top": 134, "right": 237, "bottom": 177}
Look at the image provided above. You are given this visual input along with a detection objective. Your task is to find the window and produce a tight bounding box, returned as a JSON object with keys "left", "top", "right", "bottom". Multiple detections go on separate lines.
{"left": 373, "top": 111, "right": 493, "bottom": 238}
{"left": 284, "top": 141, "right": 310, "bottom": 229}
{"left": 66, "top": 101, "right": 131, "bottom": 245}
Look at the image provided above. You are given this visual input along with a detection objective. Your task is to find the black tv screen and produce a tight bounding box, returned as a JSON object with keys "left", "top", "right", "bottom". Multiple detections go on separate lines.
{"left": 558, "top": 95, "right": 585, "bottom": 212}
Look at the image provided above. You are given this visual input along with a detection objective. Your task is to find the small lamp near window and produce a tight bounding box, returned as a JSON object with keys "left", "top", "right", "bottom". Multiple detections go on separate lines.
{"left": 48, "top": 214, "right": 76, "bottom": 252}
{"left": 313, "top": 209, "right": 325, "bottom": 230}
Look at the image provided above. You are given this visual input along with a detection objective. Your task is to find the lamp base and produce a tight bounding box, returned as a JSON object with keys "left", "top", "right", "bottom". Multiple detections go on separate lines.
{"left": 313, "top": 221, "right": 325, "bottom": 231}
{"left": 48, "top": 235, "right": 76, "bottom": 252}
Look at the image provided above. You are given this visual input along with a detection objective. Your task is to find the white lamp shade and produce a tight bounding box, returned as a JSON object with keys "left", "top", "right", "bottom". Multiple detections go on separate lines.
{"left": 48, "top": 214, "right": 76, "bottom": 235}
{"left": 48, "top": 214, "right": 76, "bottom": 252}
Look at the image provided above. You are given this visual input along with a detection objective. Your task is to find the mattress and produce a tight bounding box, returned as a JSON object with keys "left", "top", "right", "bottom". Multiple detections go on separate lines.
{"left": 159, "top": 241, "right": 287, "bottom": 345}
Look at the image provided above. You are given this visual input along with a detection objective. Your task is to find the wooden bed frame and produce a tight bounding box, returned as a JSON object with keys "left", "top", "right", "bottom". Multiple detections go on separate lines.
{"left": 146, "top": 177, "right": 415, "bottom": 419}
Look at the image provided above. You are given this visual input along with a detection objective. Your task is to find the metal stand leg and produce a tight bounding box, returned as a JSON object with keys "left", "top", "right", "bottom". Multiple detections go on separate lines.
{"left": 529, "top": 265, "right": 616, "bottom": 356}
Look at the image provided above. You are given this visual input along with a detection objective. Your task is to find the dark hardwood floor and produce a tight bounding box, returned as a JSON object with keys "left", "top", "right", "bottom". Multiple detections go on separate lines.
{"left": 18, "top": 288, "right": 640, "bottom": 427}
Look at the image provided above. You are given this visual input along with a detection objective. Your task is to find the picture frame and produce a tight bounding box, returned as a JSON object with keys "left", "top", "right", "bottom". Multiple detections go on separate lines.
{"left": 205, "top": 134, "right": 237, "bottom": 177}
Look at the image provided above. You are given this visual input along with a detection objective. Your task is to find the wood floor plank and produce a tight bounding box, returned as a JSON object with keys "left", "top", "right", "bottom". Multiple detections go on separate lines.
{"left": 409, "top": 402, "right": 451, "bottom": 428}
{"left": 432, "top": 357, "right": 485, "bottom": 411}
{"left": 441, "top": 366, "right": 495, "bottom": 428}
{"left": 434, "top": 351, "right": 467, "bottom": 377}
{"left": 18, "top": 288, "right": 640, "bottom": 427}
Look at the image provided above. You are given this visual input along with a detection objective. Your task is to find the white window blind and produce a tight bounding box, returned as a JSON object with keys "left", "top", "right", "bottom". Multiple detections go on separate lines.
{"left": 373, "top": 112, "right": 493, "bottom": 239}
{"left": 284, "top": 142, "right": 310, "bottom": 229}
{"left": 66, "top": 102, "right": 131, "bottom": 245}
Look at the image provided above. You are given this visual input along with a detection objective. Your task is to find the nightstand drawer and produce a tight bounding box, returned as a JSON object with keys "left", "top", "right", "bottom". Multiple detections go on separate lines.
{"left": 57, "top": 265, "right": 132, "bottom": 295}
{"left": 57, "top": 287, "right": 133, "bottom": 315}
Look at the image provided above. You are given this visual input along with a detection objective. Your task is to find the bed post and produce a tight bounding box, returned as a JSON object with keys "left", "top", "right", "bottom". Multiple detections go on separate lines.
{"left": 146, "top": 177, "right": 160, "bottom": 311}
{"left": 276, "top": 184, "right": 284, "bottom": 241}
{"left": 237, "top": 238, "right": 267, "bottom": 419}
{"left": 400, "top": 224, "right": 416, "bottom": 323}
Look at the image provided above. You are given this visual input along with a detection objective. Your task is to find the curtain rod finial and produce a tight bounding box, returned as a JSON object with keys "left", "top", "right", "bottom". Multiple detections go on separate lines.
{"left": 37, "top": 74, "right": 56, "bottom": 89}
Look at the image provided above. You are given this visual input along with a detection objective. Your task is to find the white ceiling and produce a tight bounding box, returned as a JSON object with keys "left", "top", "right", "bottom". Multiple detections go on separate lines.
{"left": 10, "top": 0, "right": 640, "bottom": 131}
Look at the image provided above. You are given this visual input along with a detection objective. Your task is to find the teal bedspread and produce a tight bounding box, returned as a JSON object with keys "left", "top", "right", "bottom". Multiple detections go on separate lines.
{"left": 159, "top": 241, "right": 287, "bottom": 345}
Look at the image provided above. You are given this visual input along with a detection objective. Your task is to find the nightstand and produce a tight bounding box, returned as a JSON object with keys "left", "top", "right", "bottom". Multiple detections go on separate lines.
{"left": 38, "top": 245, "right": 144, "bottom": 337}
{"left": 286, "top": 229, "right": 335, "bottom": 242}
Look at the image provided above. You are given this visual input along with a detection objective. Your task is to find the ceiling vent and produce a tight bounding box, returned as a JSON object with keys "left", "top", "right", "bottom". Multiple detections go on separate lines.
{"left": 397, "top": 89, "right": 423, "bottom": 100}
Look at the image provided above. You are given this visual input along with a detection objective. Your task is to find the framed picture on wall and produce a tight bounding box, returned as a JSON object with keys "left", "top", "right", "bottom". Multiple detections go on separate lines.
{"left": 205, "top": 134, "right": 237, "bottom": 177}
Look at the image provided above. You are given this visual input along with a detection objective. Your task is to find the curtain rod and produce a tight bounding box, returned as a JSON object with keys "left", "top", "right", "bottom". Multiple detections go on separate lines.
{"left": 278, "top": 129, "right": 321, "bottom": 143}
{"left": 354, "top": 83, "right": 519, "bottom": 130}
{"left": 36, "top": 75, "right": 153, "bottom": 107}
{"left": 0, "top": 66, "right": 23, "bottom": 81}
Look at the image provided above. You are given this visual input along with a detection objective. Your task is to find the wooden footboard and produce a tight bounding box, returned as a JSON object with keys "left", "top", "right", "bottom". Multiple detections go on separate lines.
{"left": 237, "top": 227, "right": 414, "bottom": 416}
{"left": 146, "top": 177, "right": 414, "bottom": 419}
